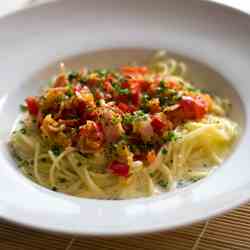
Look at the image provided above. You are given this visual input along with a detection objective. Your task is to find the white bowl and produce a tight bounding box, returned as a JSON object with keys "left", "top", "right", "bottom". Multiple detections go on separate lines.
{"left": 0, "top": 0, "right": 249, "bottom": 236}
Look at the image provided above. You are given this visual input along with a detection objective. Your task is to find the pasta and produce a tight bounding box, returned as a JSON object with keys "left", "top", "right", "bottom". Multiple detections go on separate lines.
{"left": 9, "top": 52, "right": 238, "bottom": 199}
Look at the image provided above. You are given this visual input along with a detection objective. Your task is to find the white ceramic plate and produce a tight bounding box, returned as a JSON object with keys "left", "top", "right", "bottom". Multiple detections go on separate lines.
{"left": 0, "top": 0, "right": 249, "bottom": 236}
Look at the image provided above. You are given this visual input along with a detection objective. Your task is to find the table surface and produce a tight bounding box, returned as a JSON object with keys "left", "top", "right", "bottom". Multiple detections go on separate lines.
{"left": 1, "top": 1, "right": 250, "bottom": 249}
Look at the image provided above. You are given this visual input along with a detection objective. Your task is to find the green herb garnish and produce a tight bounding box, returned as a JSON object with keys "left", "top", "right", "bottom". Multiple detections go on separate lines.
{"left": 68, "top": 71, "right": 78, "bottom": 81}
{"left": 158, "top": 180, "right": 168, "bottom": 188}
{"left": 111, "top": 115, "right": 121, "bottom": 125}
{"left": 123, "top": 114, "right": 134, "bottom": 125}
{"left": 51, "top": 145, "right": 62, "bottom": 156}
{"left": 112, "top": 82, "right": 130, "bottom": 95}
{"left": 20, "top": 128, "right": 26, "bottom": 134}
{"left": 20, "top": 104, "right": 27, "bottom": 112}
{"left": 161, "top": 148, "right": 168, "bottom": 155}
{"left": 95, "top": 69, "right": 109, "bottom": 77}
{"left": 164, "top": 131, "right": 179, "bottom": 142}
{"left": 149, "top": 172, "right": 156, "bottom": 178}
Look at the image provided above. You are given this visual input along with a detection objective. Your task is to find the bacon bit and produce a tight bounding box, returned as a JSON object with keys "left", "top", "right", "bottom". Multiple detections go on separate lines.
{"left": 73, "top": 84, "right": 82, "bottom": 93}
{"left": 122, "top": 66, "right": 148, "bottom": 75}
{"left": 108, "top": 161, "right": 129, "bottom": 177}
{"left": 25, "top": 96, "right": 39, "bottom": 116}
{"left": 54, "top": 74, "right": 68, "bottom": 87}
{"left": 148, "top": 98, "right": 161, "bottom": 113}
{"left": 117, "top": 103, "right": 136, "bottom": 113}
{"left": 146, "top": 150, "right": 156, "bottom": 164}
{"left": 151, "top": 117, "right": 166, "bottom": 135}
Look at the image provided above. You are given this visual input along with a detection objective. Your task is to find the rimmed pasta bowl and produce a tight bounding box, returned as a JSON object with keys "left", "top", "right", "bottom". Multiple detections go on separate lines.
{"left": 0, "top": 0, "right": 249, "bottom": 236}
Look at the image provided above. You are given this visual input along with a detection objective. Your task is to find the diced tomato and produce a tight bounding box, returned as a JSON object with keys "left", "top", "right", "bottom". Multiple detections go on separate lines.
{"left": 121, "top": 66, "right": 148, "bottom": 75}
{"left": 151, "top": 117, "right": 166, "bottom": 134}
{"left": 121, "top": 81, "right": 130, "bottom": 89}
{"left": 117, "top": 102, "right": 136, "bottom": 113}
{"left": 25, "top": 96, "right": 39, "bottom": 116}
{"left": 116, "top": 94, "right": 129, "bottom": 103}
{"left": 84, "top": 110, "right": 98, "bottom": 120}
{"left": 179, "top": 96, "right": 206, "bottom": 120}
{"left": 108, "top": 161, "right": 129, "bottom": 177}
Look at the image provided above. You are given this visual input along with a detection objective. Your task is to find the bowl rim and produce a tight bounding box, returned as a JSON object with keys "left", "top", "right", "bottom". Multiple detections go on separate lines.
{"left": 0, "top": 0, "right": 250, "bottom": 236}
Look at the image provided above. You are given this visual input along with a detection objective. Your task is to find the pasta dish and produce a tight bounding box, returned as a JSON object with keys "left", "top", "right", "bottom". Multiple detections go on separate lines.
{"left": 9, "top": 52, "right": 238, "bottom": 199}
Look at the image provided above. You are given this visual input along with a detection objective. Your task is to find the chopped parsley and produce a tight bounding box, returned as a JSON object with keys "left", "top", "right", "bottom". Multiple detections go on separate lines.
{"left": 123, "top": 114, "right": 134, "bottom": 125}
{"left": 190, "top": 176, "right": 202, "bottom": 183}
{"left": 66, "top": 83, "right": 73, "bottom": 97}
{"left": 59, "top": 178, "right": 66, "bottom": 183}
{"left": 157, "top": 80, "right": 167, "bottom": 94}
{"left": 51, "top": 145, "right": 62, "bottom": 156}
{"left": 95, "top": 69, "right": 109, "bottom": 77}
{"left": 161, "top": 148, "right": 168, "bottom": 155}
{"left": 20, "top": 128, "right": 26, "bottom": 134}
{"left": 96, "top": 99, "right": 101, "bottom": 106}
{"left": 142, "top": 93, "right": 150, "bottom": 104}
{"left": 149, "top": 172, "right": 156, "bottom": 178}
{"left": 112, "top": 82, "right": 130, "bottom": 95}
{"left": 20, "top": 104, "right": 27, "bottom": 112}
{"left": 134, "top": 110, "right": 147, "bottom": 121}
{"left": 111, "top": 115, "right": 121, "bottom": 125}
{"left": 158, "top": 180, "right": 168, "bottom": 188}
{"left": 68, "top": 71, "right": 78, "bottom": 81}
{"left": 163, "top": 131, "right": 179, "bottom": 142}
